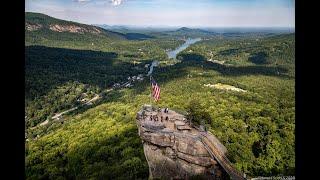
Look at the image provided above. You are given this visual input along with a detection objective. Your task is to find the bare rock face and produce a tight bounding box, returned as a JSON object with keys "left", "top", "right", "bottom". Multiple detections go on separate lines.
{"left": 175, "top": 135, "right": 209, "bottom": 156}
{"left": 49, "top": 24, "right": 101, "bottom": 34}
{"left": 141, "top": 131, "right": 175, "bottom": 147}
{"left": 25, "top": 22, "right": 42, "bottom": 31}
{"left": 176, "top": 152, "right": 216, "bottom": 167}
{"left": 137, "top": 106, "right": 229, "bottom": 179}
{"left": 25, "top": 21, "right": 102, "bottom": 34}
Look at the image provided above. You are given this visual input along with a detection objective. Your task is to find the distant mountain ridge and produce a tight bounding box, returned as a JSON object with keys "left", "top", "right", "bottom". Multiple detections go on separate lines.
{"left": 25, "top": 12, "right": 128, "bottom": 40}
{"left": 25, "top": 12, "right": 291, "bottom": 43}
{"left": 94, "top": 24, "right": 218, "bottom": 38}
{"left": 94, "top": 24, "right": 130, "bottom": 32}
{"left": 25, "top": 12, "right": 154, "bottom": 41}
{"left": 176, "top": 27, "right": 213, "bottom": 34}
{"left": 162, "top": 27, "right": 218, "bottom": 38}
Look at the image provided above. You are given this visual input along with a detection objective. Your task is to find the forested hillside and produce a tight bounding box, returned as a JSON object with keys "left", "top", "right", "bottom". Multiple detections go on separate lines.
{"left": 25, "top": 13, "right": 184, "bottom": 129}
{"left": 25, "top": 12, "right": 294, "bottom": 179}
{"left": 178, "top": 34, "right": 294, "bottom": 66}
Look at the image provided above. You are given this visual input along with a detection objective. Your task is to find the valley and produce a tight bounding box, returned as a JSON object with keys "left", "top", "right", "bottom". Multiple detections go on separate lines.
{"left": 25, "top": 12, "right": 295, "bottom": 180}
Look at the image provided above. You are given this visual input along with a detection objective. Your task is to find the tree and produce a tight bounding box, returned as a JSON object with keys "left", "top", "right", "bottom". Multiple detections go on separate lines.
{"left": 186, "top": 99, "right": 212, "bottom": 127}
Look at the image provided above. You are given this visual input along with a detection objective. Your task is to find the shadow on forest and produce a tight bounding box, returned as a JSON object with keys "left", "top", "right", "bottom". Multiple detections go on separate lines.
{"left": 26, "top": 47, "right": 294, "bottom": 179}
{"left": 131, "top": 52, "right": 290, "bottom": 93}
{"left": 25, "top": 45, "right": 150, "bottom": 100}
{"left": 125, "top": 33, "right": 155, "bottom": 40}
{"left": 176, "top": 53, "right": 289, "bottom": 76}
{"left": 26, "top": 46, "right": 289, "bottom": 99}
{"left": 26, "top": 46, "right": 291, "bottom": 124}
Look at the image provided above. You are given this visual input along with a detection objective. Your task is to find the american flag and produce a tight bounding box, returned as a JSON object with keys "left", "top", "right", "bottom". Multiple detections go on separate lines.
{"left": 151, "top": 77, "right": 160, "bottom": 101}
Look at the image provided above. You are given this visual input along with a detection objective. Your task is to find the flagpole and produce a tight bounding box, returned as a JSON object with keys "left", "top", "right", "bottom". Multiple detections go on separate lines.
{"left": 149, "top": 75, "right": 152, "bottom": 106}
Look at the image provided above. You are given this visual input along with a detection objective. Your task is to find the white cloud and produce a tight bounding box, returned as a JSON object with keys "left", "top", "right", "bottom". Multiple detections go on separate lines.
{"left": 111, "top": 0, "right": 122, "bottom": 6}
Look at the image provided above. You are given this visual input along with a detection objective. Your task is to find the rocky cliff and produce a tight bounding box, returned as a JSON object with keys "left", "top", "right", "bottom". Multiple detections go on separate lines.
{"left": 25, "top": 22, "right": 102, "bottom": 34}
{"left": 48, "top": 24, "right": 101, "bottom": 34}
{"left": 136, "top": 105, "right": 229, "bottom": 179}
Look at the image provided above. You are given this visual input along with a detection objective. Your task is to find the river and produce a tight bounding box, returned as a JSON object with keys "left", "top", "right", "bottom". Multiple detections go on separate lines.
{"left": 166, "top": 38, "right": 202, "bottom": 59}
{"left": 147, "top": 38, "right": 201, "bottom": 76}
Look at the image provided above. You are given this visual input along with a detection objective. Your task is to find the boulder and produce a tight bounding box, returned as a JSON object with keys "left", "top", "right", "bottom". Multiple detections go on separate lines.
{"left": 175, "top": 135, "right": 209, "bottom": 156}
{"left": 177, "top": 152, "right": 216, "bottom": 167}
{"left": 176, "top": 125, "right": 191, "bottom": 130}
{"left": 141, "top": 132, "right": 175, "bottom": 147}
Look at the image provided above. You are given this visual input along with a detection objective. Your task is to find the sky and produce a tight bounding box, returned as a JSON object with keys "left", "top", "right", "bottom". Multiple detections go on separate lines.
{"left": 25, "top": 0, "right": 295, "bottom": 28}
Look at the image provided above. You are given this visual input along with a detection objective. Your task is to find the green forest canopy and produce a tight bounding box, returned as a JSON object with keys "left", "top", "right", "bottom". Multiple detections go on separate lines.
{"left": 25, "top": 12, "right": 295, "bottom": 179}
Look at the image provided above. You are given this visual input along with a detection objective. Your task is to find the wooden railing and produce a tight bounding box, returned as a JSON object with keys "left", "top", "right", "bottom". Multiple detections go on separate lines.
{"left": 199, "top": 132, "right": 246, "bottom": 180}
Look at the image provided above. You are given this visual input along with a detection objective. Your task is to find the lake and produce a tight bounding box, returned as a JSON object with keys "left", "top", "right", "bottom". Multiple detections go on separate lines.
{"left": 166, "top": 38, "right": 202, "bottom": 59}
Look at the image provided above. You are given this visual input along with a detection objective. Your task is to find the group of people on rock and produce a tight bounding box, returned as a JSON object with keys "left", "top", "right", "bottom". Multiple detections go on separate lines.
{"left": 149, "top": 115, "right": 169, "bottom": 122}
{"left": 142, "top": 107, "right": 170, "bottom": 122}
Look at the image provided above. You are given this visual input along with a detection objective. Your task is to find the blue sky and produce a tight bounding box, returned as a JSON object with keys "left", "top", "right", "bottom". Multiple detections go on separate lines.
{"left": 26, "top": 0, "right": 295, "bottom": 27}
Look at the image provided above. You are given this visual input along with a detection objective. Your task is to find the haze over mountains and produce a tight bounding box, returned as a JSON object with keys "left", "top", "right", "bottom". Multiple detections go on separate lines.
{"left": 26, "top": 11, "right": 293, "bottom": 39}
{"left": 95, "top": 24, "right": 294, "bottom": 35}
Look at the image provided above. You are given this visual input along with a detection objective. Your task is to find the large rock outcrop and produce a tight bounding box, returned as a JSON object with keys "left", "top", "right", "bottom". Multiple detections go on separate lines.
{"left": 136, "top": 105, "right": 229, "bottom": 179}
{"left": 49, "top": 24, "right": 101, "bottom": 34}
{"left": 25, "top": 22, "right": 42, "bottom": 31}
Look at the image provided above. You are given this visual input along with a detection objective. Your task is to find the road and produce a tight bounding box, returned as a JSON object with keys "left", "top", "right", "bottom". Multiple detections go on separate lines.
{"left": 30, "top": 62, "right": 140, "bottom": 130}
{"left": 51, "top": 93, "right": 104, "bottom": 121}
{"left": 52, "top": 107, "right": 79, "bottom": 120}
